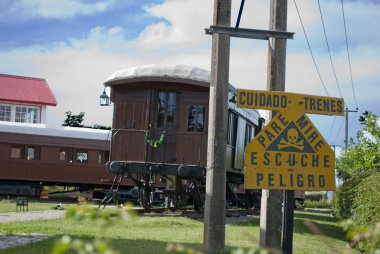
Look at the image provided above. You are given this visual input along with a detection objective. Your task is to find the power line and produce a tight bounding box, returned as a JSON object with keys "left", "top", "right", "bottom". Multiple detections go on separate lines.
{"left": 294, "top": 0, "right": 341, "bottom": 146}
{"left": 348, "top": 110, "right": 358, "bottom": 131}
{"left": 327, "top": 115, "right": 336, "bottom": 143}
{"left": 340, "top": 0, "right": 359, "bottom": 109}
{"left": 332, "top": 117, "right": 345, "bottom": 145}
{"left": 293, "top": 0, "right": 329, "bottom": 96}
{"left": 345, "top": 108, "right": 359, "bottom": 149}
{"left": 317, "top": 0, "right": 345, "bottom": 101}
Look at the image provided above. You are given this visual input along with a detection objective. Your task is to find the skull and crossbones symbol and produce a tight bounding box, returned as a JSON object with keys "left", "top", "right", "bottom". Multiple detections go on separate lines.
{"left": 278, "top": 128, "right": 304, "bottom": 151}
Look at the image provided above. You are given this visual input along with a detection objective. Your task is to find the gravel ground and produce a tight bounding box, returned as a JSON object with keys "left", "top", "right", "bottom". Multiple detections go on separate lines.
{"left": 0, "top": 210, "right": 65, "bottom": 250}
{"left": 0, "top": 210, "right": 65, "bottom": 223}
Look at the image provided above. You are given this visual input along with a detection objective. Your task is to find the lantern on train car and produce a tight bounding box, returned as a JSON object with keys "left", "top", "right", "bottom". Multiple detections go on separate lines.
{"left": 99, "top": 88, "right": 110, "bottom": 106}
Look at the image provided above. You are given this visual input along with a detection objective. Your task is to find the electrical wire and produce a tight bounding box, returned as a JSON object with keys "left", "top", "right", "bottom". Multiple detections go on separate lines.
{"left": 332, "top": 117, "right": 345, "bottom": 144}
{"left": 327, "top": 115, "right": 336, "bottom": 143}
{"left": 348, "top": 111, "right": 358, "bottom": 132}
{"left": 317, "top": 0, "right": 345, "bottom": 102}
{"left": 293, "top": 0, "right": 329, "bottom": 96}
{"left": 340, "top": 0, "right": 359, "bottom": 109}
{"left": 294, "top": 0, "right": 341, "bottom": 146}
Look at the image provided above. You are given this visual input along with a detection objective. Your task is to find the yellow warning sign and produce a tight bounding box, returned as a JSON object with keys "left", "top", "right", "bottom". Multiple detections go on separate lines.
{"left": 244, "top": 108, "right": 335, "bottom": 190}
{"left": 237, "top": 89, "right": 344, "bottom": 116}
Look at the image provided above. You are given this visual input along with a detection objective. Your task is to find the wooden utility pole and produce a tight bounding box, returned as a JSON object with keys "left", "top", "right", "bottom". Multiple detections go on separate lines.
{"left": 344, "top": 108, "right": 358, "bottom": 150}
{"left": 260, "top": 0, "right": 288, "bottom": 250}
{"left": 203, "top": 0, "right": 231, "bottom": 253}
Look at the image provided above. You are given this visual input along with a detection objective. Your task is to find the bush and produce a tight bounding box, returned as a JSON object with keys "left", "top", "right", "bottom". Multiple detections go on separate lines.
{"left": 305, "top": 191, "right": 327, "bottom": 201}
{"left": 352, "top": 170, "right": 380, "bottom": 228}
{"left": 332, "top": 172, "right": 365, "bottom": 219}
{"left": 304, "top": 200, "right": 331, "bottom": 209}
{"left": 333, "top": 168, "right": 380, "bottom": 228}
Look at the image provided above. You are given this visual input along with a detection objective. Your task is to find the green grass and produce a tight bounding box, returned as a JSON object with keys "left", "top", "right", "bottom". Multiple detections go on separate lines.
{"left": 304, "top": 200, "right": 332, "bottom": 209}
{"left": 0, "top": 200, "right": 82, "bottom": 213}
{"left": 0, "top": 209, "right": 350, "bottom": 254}
{"left": 0, "top": 200, "right": 61, "bottom": 213}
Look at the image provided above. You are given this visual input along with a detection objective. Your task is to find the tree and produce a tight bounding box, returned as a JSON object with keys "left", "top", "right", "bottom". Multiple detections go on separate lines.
{"left": 62, "top": 111, "right": 85, "bottom": 127}
{"left": 336, "top": 111, "right": 380, "bottom": 181}
{"left": 62, "top": 111, "right": 111, "bottom": 130}
{"left": 333, "top": 112, "right": 380, "bottom": 230}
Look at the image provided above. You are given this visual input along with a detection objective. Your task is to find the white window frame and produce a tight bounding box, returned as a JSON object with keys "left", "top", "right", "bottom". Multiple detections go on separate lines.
{"left": 0, "top": 105, "right": 12, "bottom": 122}
{"left": 0, "top": 103, "right": 41, "bottom": 123}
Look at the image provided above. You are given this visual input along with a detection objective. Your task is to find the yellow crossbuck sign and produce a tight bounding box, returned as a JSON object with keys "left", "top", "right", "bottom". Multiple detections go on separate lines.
{"left": 237, "top": 89, "right": 343, "bottom": 190}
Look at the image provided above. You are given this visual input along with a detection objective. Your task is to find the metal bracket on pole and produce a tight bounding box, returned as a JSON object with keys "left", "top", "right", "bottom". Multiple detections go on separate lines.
{"left": 205, "top": 25, "right": 294, "bottom": 40}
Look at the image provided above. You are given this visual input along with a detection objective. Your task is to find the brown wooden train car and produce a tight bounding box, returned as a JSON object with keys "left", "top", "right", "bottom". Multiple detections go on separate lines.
{"left": 0, "top": 122, "right": 113, "bottom": 196}
{"left": 102, "top": 64, "right": 263, "bottom": 210}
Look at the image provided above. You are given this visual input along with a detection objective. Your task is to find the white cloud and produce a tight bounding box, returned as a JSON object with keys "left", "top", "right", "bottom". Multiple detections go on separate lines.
{"left": 1, "top": 0, "right": 379, "bottom": 148}
{"left": 11, "top": 0, "right": 114, "bottom": 19}
{"left": 135, "top": 0, "right": 213, "bottom": 50}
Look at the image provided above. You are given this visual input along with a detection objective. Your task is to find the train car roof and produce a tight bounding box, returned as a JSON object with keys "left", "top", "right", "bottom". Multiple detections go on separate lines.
{"left": 104, "top": 64, "right": 210, "bottom": 87}
{"left": 104, "top": 64, "right": 261, "bottom": 125}
{"left": 0, "top": 122, "right": 109, "bottom": 141}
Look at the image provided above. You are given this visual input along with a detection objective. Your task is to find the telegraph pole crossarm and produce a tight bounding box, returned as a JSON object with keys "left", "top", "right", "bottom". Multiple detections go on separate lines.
{"left": 205, "top": 26, "right": 294, "bottom": 40}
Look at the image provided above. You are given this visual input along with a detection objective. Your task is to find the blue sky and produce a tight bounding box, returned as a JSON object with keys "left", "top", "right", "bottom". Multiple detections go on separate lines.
{"left": 0, "top": 0, "right": 379, "bottom": 151}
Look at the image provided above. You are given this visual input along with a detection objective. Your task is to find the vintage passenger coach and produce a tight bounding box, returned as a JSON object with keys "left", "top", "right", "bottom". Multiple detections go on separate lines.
{"left": 0, "top": 123, "right": 113, "bottom": 196}
{"left": 103, "top": 64, "right": 264, "bottom": 210}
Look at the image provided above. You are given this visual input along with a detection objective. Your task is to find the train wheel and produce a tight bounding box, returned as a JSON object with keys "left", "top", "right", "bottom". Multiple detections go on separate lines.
{"left": 192, "top": 181, "right": 205, "bottom": 212}
{"left": 140, "top": 175, "right": 151, "bottom": 212}
{"left": 140, "top": 187, "right": 151, "bottom": 212}
{"left": 193, "top": 191, "right": 204, "bottom": 212}
{"left": 244, "top": 191, "right": 254, "bottom": 210}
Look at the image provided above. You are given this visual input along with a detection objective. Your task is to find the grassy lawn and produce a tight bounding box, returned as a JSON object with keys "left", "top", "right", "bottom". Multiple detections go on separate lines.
{"left": 0, "top": 207, "right": 350, "bottom": 254}
{"left": 0, "top": 200, "right": 78, "bottom": 213}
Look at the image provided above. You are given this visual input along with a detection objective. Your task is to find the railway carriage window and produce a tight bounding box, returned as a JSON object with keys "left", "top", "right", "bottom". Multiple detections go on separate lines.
{"left": 60, "top": 148, "right": 74, "bottom": 163}
{"left": 0, "top": 105, "right": 11, "bottom": 121}
{"left": 75, "top": 149, "right": 88, "bottom": 163}
{"left": 26, "top": 146, "right": 40, "bottom": 160}
{"left": 187, "top": 106, "right": 206, "bottom": 132}
{"left": 244, "top": 124, "right": 254, "bottom": 147}
{"left": 227, "top": 112, "right": 238, "bottom": 146}
{"left": 156, "top": 91, "right": 177, "bottom": 128}
{"left": 98, "top": 151, "right": 109, "bottom": 164}
{"left": 10, "top": 145, "right": 25, "bottom": 159}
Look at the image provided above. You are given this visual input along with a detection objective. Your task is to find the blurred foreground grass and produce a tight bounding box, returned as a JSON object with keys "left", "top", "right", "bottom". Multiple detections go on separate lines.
{"left": 0, "top": 204, "right": 350, "bottom": 254}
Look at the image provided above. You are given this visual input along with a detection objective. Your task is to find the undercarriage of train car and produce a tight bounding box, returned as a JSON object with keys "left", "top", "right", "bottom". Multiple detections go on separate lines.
{"left": 104, "top": 161, "right": 205, "bottom": 211}
{"left": 101, "top": 161, "right": 260, "bottom": 212}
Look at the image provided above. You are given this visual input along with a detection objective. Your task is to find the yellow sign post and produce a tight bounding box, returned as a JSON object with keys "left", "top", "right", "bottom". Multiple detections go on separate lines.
{"left": 239, "top": 89, "right": 343, "bottom": 191}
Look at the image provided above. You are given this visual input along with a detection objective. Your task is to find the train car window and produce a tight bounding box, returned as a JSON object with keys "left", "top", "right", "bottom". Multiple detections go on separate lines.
{"left": 60, "top": 148, "right": 74, "bottom": 163}
{"left": 187, "top": 106, "right": 206, "bottom": 132}
{"left": 227, "top": 111, "right": 238, "bottom": 146}
{"left": 75, "top": 149, "right": 88, "bottom": 163}
{"left": 156, "top": 91, "right": 177, "bottom": 128}
{"left": 0, "top": 105, "right": 11, "bottom": 121}
{"left": 26, "top": 146, "right": 41, "bottom": 160}
{"left": 10, "top": 144, "right": 25, "bottom": 159}
{"left": 244, "top": 123, "right": 254, "bottom": 147}
{"left": 167, "top": 92, "right": 176, "bottom": 128}
{"left": 98, "top": 150, "right": 109, "bottom": 164}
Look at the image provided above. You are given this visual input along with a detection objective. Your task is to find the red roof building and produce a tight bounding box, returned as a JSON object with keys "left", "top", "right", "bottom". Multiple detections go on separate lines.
{"left": 0, "top": 74, "right": 57, "bottom": 124}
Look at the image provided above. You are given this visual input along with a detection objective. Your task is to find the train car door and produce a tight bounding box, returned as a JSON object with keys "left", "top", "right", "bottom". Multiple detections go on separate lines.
{"left": 147, "top": 90, "right": 178, "bottom": 163}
